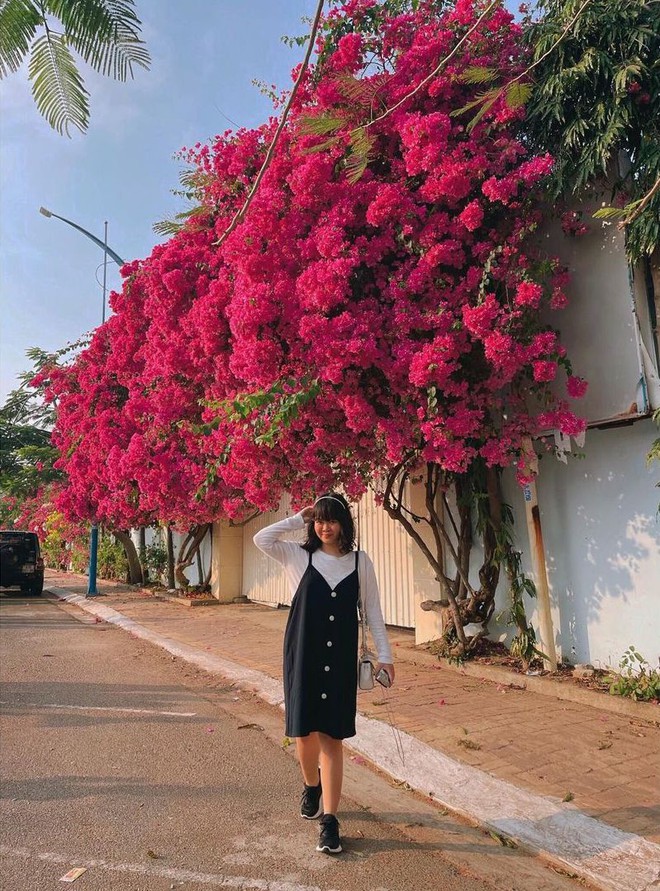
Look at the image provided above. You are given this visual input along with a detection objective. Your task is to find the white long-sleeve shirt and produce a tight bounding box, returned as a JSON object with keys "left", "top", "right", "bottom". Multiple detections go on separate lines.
{"left": 253, "top": 512, "right": 393, "bottom": 664}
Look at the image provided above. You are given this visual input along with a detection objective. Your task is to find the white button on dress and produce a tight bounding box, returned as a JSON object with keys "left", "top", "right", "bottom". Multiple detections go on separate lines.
{"left": 321, "top": 693, "right": 327, "bottom": 700}
{"left": 324, "top": 665, "right": 330, "bottom": 671}
{"left": 329, "top": 615, "right": 335, "bottom": 621}
{"left": 327, "top": 641, "right": 333, "bottom": 647}
{"left": 330, "top": 591, "right": 337, "bottom": 598}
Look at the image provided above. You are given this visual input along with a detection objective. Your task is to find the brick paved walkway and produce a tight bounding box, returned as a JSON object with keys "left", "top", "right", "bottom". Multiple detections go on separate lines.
{"left": 42, "top": 571, "right": 660, "bottom": 845}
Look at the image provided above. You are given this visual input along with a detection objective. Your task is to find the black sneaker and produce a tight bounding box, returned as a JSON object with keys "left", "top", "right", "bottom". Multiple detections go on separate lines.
{"left": 316, "top": 814, "right": 342, "bottom": 854}
{"left": 300, "top": 779, "right": 322, "bottom": 819}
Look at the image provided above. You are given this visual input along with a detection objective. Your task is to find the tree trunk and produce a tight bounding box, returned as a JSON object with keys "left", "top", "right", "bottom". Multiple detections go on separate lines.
{"left": 196, "top": 546, "right": 203, "bottom": 588}
{"left": 113, "top": 529, "right": 144, "bottom": 585}
{"left": 138, "top": 527, "right": 148, "bottom": 581}
{"left": 175, "top": 524, "right": 210, "bottom": 588}
{"left": 166, "top": 526, "right": 175, "bottom": 590}
{"left": 381, "top": 462, "right": 470, "bottom": 655}
{"left": 380, "top": 460, "right": 514, "bottom": 659}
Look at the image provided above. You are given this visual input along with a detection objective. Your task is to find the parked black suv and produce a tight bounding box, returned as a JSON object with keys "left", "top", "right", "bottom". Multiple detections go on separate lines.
{"left": 0, "top": 531, "right": 45, "bottom": 595}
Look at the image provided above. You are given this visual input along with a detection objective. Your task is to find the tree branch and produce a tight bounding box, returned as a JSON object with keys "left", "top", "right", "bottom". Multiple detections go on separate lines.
{"left": 620, "top": 174, "right": 660, "bottom": 228}
{"left": 213, "top": 0, "right": 325, "bottom": 249}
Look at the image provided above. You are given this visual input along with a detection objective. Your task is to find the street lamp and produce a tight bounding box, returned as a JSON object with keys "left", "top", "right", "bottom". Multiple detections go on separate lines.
{"left": 39, "top": 206, "right": 126, "bottom": 595}
{"left": 39, "top": 207, "right": 125, "bottom": 324}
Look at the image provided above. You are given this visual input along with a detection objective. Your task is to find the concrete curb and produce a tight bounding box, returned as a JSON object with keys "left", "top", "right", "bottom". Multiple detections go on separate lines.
{"left": 45, "top": 586, "right": 660, "bottom": 891}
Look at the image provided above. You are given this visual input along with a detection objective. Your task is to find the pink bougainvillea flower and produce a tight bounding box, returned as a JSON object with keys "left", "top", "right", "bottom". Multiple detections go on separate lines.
{"left": 44, "top": 0, "right": 586, "bottom": 533}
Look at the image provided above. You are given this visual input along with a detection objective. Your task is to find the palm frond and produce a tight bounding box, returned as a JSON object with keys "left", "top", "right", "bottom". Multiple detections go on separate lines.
{"left": 48, "top": 0, "right": 150, "bottom": 80}
{"left": 0, "top": 0, "right": 41, "bottom": 77}
{"left": 28, "top": 32, "right": 88, "bottom": 136}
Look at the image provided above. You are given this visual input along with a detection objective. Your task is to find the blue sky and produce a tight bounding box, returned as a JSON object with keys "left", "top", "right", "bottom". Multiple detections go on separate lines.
{"left": 0, "top": 0, "right": 318, "bottom": 403}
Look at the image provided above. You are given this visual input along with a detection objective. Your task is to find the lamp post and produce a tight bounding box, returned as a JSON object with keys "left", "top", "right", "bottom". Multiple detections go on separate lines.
{"left": 39, "top": 206, "right": 125, "bottom": 595}
{"left": 39, "top": 206, "right": 125, "bottom": 323}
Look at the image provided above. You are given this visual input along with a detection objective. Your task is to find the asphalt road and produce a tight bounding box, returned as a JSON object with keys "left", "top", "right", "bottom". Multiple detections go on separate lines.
{"left": 0, "top": 593, "right": 576, "bottom": 891}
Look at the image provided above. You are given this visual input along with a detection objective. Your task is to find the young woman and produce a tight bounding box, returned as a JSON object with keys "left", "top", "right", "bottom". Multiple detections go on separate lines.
{"left": 253, "top": 492, "right": 394, "bottom": 855}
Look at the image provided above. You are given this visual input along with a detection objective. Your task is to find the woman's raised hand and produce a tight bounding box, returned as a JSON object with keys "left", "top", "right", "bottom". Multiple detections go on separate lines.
{"left": 301, "top": 506, "right": 315, "bottom": 523}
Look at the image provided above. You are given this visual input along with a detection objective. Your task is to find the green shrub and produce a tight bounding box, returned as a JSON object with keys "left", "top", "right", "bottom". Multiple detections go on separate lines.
{"left": 608, "top": 646, "right": 660, "bottom": 702}
{"left": 97, "top": 535, "right": 128, "bottom": 581}
{"left": 144, "top": 540, "right": 168, "bottom": 581}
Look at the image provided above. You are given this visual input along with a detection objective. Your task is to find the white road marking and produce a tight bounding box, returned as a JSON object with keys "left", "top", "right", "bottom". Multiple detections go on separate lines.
{"left": 1, "top": 703, "right": 197, "bottom": 717}
{"left": 47, "top": 586, "right": 660, "bottom": 891}
{"left": 0, "top": 845, "right": 335, "bottom": 891}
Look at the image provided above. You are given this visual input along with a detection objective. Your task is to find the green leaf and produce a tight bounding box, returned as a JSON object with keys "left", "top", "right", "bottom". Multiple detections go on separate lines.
{"left": 299, "top": 112, "right": 346, "bottom": 136}
{"left": 612, "top": 61, "right": 642, "bottom": 94}
{"left": 333, "top": 71, "right": 390, "bottom": 110}
{"left": 458, "top": 66, "right": 496, "bottom": 85}
{"left": 344, "top": 150, "right": 369, "bottom": 184}
{"left": 0, "top": 0, "right": 41, "bottom": 77}
{"left": 302, "top": 135, "right": 341, "bottom": 155}
{"left": 1, "top": 0, "right": 149, "bottom": 134}
{"left": 450, "top": 88, "right": 498, "bottom": 119}
{"left": 592, "top": 205, "right": 625, "bottom": 220}
{"left": 349, "top": 124, "right": 374, "bottom": 157}
{"left": 48, "top": 0, "right": 150, "bottom": 81}
{"left": 28, "top": 32, "right": 89, "bottom": 135}
{"left": 343, "top": 125, "right": 375, "bottom": 183}
{"left": 152, "top": 205, "right": 211, "bottom": 237}
{"left": 504, "top": 81, "right": 531, "bottom": 110}
{"left": 465, "top": 95, "right": 498, "bottom": 133}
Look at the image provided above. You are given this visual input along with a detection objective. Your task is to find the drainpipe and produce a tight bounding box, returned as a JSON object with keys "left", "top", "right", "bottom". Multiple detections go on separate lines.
{"left": 521, "top": 437, "right": 558, "bottom": 672}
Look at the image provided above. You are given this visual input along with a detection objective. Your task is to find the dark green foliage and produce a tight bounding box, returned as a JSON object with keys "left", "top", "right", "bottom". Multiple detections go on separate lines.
{"left": 0, "top": 345, "right": 81, "bottom": 519}
{"left": 524, "top": 0, "right": 660, "bottom": 261}
{"left": 97, "top": 532, "right": 129, "bottom": 580}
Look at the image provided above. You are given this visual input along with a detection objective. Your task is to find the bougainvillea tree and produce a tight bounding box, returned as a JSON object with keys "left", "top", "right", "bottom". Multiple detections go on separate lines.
{"left": 48, "top": 0, "right": 588, "bottom": 654}
{"left": 203, "top": 0, "right": 587, "bottom": 655}
{"left": 39, "top": 227, "right": 252, "bottom": 584}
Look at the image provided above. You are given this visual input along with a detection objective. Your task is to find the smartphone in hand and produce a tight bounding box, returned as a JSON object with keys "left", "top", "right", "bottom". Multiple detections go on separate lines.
{"left": 375, "top": 668, "right": 391, "bottom": 688}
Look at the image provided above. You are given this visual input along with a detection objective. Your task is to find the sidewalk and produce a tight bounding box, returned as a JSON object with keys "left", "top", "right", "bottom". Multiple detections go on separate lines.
{"left": 42, "top": 570, "right": 659, "bottom": 891}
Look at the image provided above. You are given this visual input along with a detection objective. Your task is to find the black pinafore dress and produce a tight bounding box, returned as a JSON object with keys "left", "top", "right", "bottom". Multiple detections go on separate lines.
{"left": 283, "top": 551, "right": 359, "bottom": 740}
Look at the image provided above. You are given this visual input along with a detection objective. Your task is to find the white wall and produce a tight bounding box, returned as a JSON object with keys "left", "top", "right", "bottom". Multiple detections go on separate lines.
{"left": 242, "top": 500, "right": 298, "bottom": 607}
{"left": 497, "top": 418, "right": 659, "bottom": 670}
{"left": 540, "top": 192, "right": 658, "bottom": 423}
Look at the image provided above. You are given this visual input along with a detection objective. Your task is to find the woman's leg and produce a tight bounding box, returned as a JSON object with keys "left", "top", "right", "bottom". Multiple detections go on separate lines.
{"left": 318, "top": 733, "right": 343, "bottom": 815}
{"left": 296, "top": 733, "right": 321, "bottom": 785}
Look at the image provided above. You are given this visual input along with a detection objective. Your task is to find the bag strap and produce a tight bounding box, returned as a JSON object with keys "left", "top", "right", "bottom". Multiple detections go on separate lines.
{"left": 356, "top": 550, "right": 369, "bottom": 657}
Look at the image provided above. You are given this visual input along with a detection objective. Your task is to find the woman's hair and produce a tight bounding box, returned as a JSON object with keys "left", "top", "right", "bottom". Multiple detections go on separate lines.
{"left": 301, "top": 492, "right": 356, "bottom": 554}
